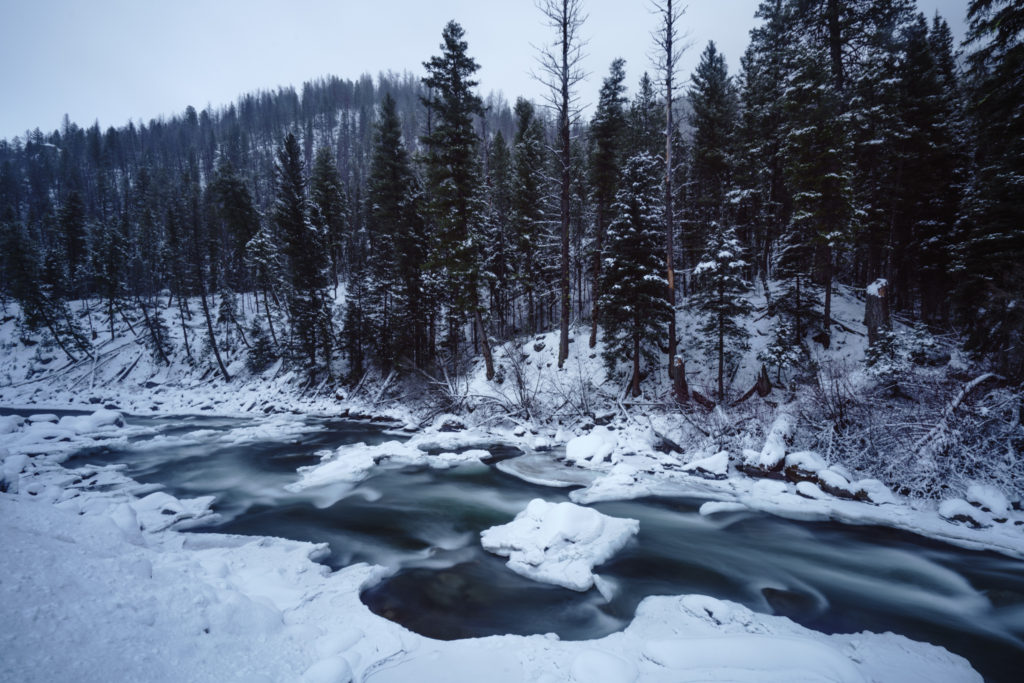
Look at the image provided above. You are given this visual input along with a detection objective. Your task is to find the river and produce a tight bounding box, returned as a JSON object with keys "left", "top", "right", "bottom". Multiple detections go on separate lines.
{"left": 66, "top": 413, "right": 1024, "bottom": 682}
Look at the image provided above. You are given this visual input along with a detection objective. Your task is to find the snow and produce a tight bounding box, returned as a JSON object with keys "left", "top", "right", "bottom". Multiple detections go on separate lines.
{"left": 746, "top": 413, "right": 795, "bottom": 470}
{"left": 480, "top": 499, "right": 640, "bottom": 591}
{"left": 867, "top": 278, "right": 888, "bottom": 296}
{"left": 965, "top": 483, "right": 1010, "bottom": 516}
{"left": 683, "top": 450, "right": 730, "bottom": 478}
{"left": 565, "top": 425, "right": 617, "bottom": 465}
{"left": 287, "top": 434, "right": 497, "bottom": 494}
{"left": 785, "top": 450, "right": 826, "bottom": 473}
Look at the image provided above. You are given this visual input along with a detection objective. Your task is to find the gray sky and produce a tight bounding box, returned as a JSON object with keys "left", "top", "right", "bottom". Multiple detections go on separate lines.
{"left": 0, "top": 0, "right": 968, "bottom": 141}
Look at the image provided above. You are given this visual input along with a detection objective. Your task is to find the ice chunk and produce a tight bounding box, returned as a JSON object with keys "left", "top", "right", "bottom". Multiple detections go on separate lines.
{"left": 480, "top": 498, "right": 639, "bottom": 591}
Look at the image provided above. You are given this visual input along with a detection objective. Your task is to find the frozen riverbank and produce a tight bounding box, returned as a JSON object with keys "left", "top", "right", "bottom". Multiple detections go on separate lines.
{"left": 0, "top": 409, "right": 993, "bottom": 682}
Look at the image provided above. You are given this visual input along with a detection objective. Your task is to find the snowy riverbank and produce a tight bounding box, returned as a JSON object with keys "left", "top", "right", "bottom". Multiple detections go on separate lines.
{"left": 0, "top": 408, "right": 991, "bottom": 682}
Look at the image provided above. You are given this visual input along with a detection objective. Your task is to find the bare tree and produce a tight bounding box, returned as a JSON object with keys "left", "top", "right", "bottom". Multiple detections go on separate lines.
{"left": 535, "top": 0, "right": 587, "bottom": 369}
{"left": 651, "top": 0, "right": 688, "bottom": 381}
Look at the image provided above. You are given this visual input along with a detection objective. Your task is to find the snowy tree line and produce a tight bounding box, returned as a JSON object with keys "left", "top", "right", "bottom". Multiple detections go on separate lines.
{"left": 0, "top": 0, "right": 1020, "bottom": 397}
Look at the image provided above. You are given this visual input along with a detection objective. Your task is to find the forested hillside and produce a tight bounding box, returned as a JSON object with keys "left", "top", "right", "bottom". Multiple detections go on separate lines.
{"left": 1, "top": 1, "right": 1021, "bottom": 495}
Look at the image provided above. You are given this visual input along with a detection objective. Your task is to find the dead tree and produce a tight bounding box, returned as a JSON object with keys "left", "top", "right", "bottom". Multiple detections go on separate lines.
{"left": 651, "top": 0, "right": 688, "bottom": 380}
{"left": 535, "top": 0, "right": 587, "bottom": 369}
{"left": 864, "top": 278, "right": 891, "bottom": 348}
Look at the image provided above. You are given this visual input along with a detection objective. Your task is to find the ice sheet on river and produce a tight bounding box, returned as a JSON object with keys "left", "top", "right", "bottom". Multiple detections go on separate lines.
{"left": 286, "top": 438, "right": 494, "bottom": 492}
{"left": 481, "top": 498, "right": 639, "bottom": 591}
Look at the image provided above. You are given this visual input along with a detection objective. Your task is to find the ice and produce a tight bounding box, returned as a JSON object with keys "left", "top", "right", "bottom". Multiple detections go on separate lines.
{"left": 480, "top": 498, "right": 640, "bottom": 591}
{"left": 496, "top": 453, "right": 603, "bottom": 488}
{"left": 700, "top": 501, "right": 749, "bottom": 515}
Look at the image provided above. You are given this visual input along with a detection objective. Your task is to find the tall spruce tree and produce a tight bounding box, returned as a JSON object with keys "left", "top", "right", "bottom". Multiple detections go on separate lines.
{"left": 364, "top": 93, "right": 425, "bottom": 369}
{"left": 309, "top": 146, "right": 349, "bottom": 290}
{"left": 687, "top": 42, "right": 740, "bottom": 280}
{"left": 421, "top": 20, "right": 492, "bottom": 377}
{"left": 275, "top": 132, "right": 333, "bottom": 377}
{"left": 599, "top": 152, "right": 671, "bottom": 397}
{"left": 510, "top": 98, "right": 550, "bottom": 335}
{"left": 588, "top": 58, "right": 629, "bottom": 348}
{"left": 692, "top": 223, "right": 753, "bottom": 400}
{"left": 956, "top": 0, "right": 1024, "bottom": 379}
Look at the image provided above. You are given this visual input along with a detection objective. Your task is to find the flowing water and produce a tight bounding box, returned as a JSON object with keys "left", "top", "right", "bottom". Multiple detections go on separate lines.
{"left": 65, "top": 413, "right": 1024, "bottom": 682}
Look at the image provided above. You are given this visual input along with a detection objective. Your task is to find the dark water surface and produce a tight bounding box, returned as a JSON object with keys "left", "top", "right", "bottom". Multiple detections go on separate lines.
{"left": 68, "top": 413, "right": 1024, "bottom": 682}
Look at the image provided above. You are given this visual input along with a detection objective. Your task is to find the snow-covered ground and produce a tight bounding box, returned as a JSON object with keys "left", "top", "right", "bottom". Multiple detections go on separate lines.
{"left": 0, "top": 411, "right": 984, "bottom": 681}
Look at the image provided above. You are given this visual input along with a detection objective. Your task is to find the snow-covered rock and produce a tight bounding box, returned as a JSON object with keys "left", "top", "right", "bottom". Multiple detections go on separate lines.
{"left": 480, "top": 498, "right": 639, "bottom": 591}
{"left": 939, "top": 498, "right": 991, "bottom": 529}
{"left": 683, "top": 451, "right": 730, "bottom": 480}
{"left": 965, "top": 483, "right": 1010, "bottom": 517}
{"left": 565, "top": 426, "right": 617, "bottom": 465}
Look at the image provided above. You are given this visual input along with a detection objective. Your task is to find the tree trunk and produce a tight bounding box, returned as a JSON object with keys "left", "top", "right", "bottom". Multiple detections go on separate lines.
{"left": 822, "top": 243, "right": 833, "bottom": 347}
{"left": 590, "top": 204, "right": 604, "bottom": 348}
{"left": 137, "top": 295, "right": 170, "bottom": 366}
{"left": 663, "top": 0, "right": 678, "bottom": 380}
{"left": 176, "top": 295, "right": 192, "bottom": 362}
{"left": 263, "top": 289, "right": 278, "bottom": 347}
{"left": 673, "top": 358, "right": 689, "bottom": 404}
{"left": 556, "top": 0, "right": 572, "bottom": 369}
{"left": 475, "top": 308, "right": 495, "bottom": 381}
{"left": 631, "top": 333, "right": 641, "bottom": 397}
{"left": 717, "top": 306, "right": 725, "bottom": 401}
{"left": 864, "top": 278, "right": 890, "bottom": 348}
{"left": 199, "top": 283, "right": 231, "bottom": 382}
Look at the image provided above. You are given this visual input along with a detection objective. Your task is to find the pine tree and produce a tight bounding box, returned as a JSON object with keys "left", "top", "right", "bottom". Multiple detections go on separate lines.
{"left": 599, "top": 152, "right": 672, "bottom": 397}
{"left": 309, "top": 146, "right": 348, "bottom": 290}
{"left": 692, "top": 223, "right": 753, "bottom": 400}
{"left": 274, "top": 132, "right": 333, "bottom": 376}
{"left": 420, "top": 20, "right": 491, "bottom": 376}
{"left": 652, "top": 0, "right": 686, "bottom": 380}
{"left": 510, "top": 98, "right": 550, "bottom": 334}
{"left": 365, "top": 93, "right": 425, "bottom": 369}
{"left": 955, "top": 0, "right": 1024, "bottom": 379}
{"left": 57, "top": 190, "right": 87, "bottom": 290}
{"left": 89, "top": 218, "right": 130, "bottom": 341}
{"left": 588, "top": 58, "right": 629, "bottom": 348}
{"left": 734, "top": 0, "right": 794, "bottom": 292}
{"left": 1, "top": 222, "right": 90, "bottom": 362}
{"left": 484, "top": 129, "right": 514, "bottom": 338}
{"left": 779, "top": 31, "right": 854, "bottom": 347}
{"left": 628, "top": 73, "right": 665, "bottom": 159}
{"left": 208, "top": 158, "right": 260, "bottom": 292}
{"left": 687, "top": 41, "right": 740, "bottom": 281}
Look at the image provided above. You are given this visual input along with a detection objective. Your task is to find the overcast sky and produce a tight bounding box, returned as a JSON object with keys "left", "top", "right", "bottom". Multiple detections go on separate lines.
{"left": 0, "top": 0, "right": 968, "bottom": 141}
